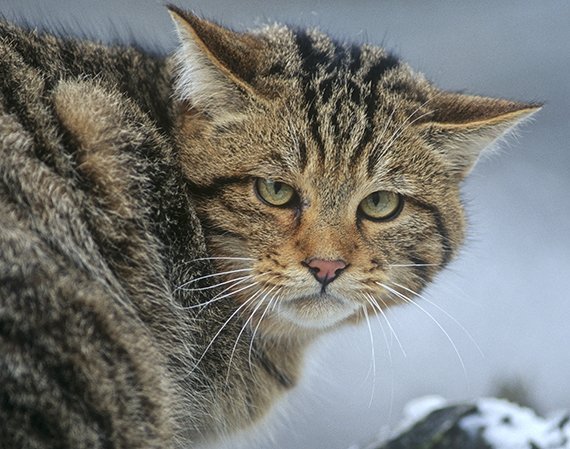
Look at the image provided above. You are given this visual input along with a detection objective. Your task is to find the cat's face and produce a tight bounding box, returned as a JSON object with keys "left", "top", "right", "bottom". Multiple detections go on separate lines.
{"left": 170, "top": 8, "right": 538, "bottom": 336}
{"left": 178, "top": 98, "right": 463, "bottom": 333}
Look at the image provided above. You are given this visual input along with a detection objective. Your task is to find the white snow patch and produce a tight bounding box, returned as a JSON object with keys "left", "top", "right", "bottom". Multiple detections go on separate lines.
{"left": 397, "top": 395, "right": 447, "bottom": 431}
{"left": 460, "top": 398, "right": 570, "bottom": 449}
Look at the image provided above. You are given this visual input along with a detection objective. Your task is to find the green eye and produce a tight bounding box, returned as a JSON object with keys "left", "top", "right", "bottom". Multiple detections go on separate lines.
{"left": 255, "top": 178, "right": 297, "bottom": 207}
{"left": 359, "top": 191, "right": 402, "bottom": 221}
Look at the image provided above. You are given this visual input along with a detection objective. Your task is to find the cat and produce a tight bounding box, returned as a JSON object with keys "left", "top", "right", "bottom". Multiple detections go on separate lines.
{"left": 0, "top": 5, "right": 539, "bottom": 449}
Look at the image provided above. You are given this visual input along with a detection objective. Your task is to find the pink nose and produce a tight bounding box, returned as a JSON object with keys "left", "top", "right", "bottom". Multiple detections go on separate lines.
{"left": 303, "top": 258, "right": 348, "bottom": 285}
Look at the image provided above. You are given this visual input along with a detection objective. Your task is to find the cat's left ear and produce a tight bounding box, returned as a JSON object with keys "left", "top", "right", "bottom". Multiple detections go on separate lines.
{"left": 419, "top": 93, "right": 541, "bottom": 179}
{"left": 167, "top": 5, "right": 265, "bottom": 120}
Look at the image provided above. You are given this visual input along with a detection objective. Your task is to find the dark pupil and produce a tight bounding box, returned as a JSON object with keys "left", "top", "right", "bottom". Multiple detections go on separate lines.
{"left": 371, "top": 192, "right": 380, "bottom": 206}
{"left": 273, "top": 182, "right": 282, "bottom": 194}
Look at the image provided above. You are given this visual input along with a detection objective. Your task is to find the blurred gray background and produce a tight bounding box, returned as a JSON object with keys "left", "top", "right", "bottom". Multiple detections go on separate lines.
{"left": 2, "top": 1, "right": 568, "bottom": 448}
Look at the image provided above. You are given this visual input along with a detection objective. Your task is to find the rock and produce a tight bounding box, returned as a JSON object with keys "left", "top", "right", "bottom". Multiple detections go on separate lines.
{"left": 359, "top": 398, "right": 570, "bottom": 449}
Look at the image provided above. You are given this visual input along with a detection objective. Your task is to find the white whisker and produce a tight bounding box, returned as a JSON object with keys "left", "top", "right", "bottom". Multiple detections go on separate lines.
{"left": 376, "top": 281, "right": 467, "bottom": 379}
{"left": 171, "top": 275, "right": 252, "bottom": 310}
{"left": 188, "top": 256, "right": 256, "bottom": 262}
{"left": 175, "top": 267, "right": 253, "bottom": 291}
{"left": 366, "top": 293, "right": 407, "bottom": 357}
{"left": 224, "top": 285, "right": 276, "bottom": 385}
{"left": 176, "top": 256, "right": 256, "bottom": 269}
{"left": 362, "top": 305, "right": 376, "bottom": 408}
{"left": 392, "top": 282, "right": 484, "bottom": 357}
{"left": 188, "top": 281, "right": 259, "bottom": 311}
{"left": 179, "top": 274, "right": 253, "bottom": 292}
{"left": 388, "top": 263, "right": 440, "bottom": 268}
{"left": 248, "top": 288, "right": 281, "bottom": 371}
{"left": 359, "top": 292, "right": 391, "bottom": 360}
{"left": 190, "top": 290, "right": 261, "bottom": 373}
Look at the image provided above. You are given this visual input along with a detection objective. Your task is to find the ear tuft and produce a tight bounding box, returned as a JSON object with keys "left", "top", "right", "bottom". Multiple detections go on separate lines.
{"left": 420, "top": 93, "right": 542, "bottom": 178}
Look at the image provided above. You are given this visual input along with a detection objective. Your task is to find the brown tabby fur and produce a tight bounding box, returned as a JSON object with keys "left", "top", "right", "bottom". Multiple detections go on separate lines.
{"left": 0, "top": 5, "right": 539, "bottom": 449}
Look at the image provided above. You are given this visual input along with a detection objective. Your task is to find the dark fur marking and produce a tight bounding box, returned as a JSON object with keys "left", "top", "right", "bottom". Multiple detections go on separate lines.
{"left": 408, "top": 198, "right": 452, "bottom": 266}
{"left": 351, "top": 54, "right": 400, "bottom": 166}
{"left": 256, "top": 349, "right": 293, "bottom": 389}
{"left": 268, "top": 63, "right": 285, "bottom": 76}
{"left": 408, "top": 254, "right": 432, "bottom": 283}
{"left": 269, "top": 150, "right": 286, "bottom": 168}
{"left": 199, "top": 216, "right": 247, "bottom": 241}
{"left": 297, "top": 138, "right": 308, "bottom": 171}
{"left": 330, "top": 97, "right": 342, "bottom": 136}
{"left": 319, "top": 78, "right": 334, "bottom": 104}
{"left": 186, "top": 175, "right": 251, "bottom": 197}
{"left": 348, "top": 79, "right": 362, "bottom": 105}
{"left": 294, "top": 30, "right": 328, "bottom": 163}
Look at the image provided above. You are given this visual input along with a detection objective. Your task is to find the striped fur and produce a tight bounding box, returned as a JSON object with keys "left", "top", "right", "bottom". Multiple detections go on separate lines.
{"left": 0, "top": 7, "right": 539, "bottom": 449}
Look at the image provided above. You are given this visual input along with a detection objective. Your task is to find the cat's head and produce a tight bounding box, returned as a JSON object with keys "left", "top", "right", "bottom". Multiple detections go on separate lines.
{"left": 169, "top": 7, "right": 539, "bottom": 337}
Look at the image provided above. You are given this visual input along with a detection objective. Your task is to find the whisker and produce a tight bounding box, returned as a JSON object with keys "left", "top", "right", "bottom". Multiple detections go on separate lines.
{"left": 178, "top": 270, "right": 274, "bottom": 295}
{"left": 376, "top": 281, "right": 468, "bottom": 379}
{"left": 366, "top": 293, "right": 407, "bottom": 357}
{"left": 186, "top": 281, "right": 259, "bottom": 311}
{"left": 248, "top": 288, "right": 282, "bottom": 371}
{"left": 175, "top": 256, "right": 256, "bottom": 269}
{"left": 190, "top": 290, "right": 261, "bottom": 373}
{"left": 175, "top": 267, "right": 253, "bottom": 291}
{"left": 179, "top": 274, "right": 253, "bottom": 292}
{"left": 388, "top": 263, "right": 440, "bottom": 268}
{"left": 225, "top": 283, "right": 281, "bottom": 384}
{"left": 208, "top": 271, "right": 275, "bottom": 298}
{"left": 187, "top": 256, "right": 256, "bottom": 262}
{"left": 359, "top": 292, "right": 392, "bottom": 363}
{"left": 362, "top": 305, "right": 376, "bottom": 408}
{"left": 270, "top": 290, "right": 281, "bottom": 313}
{"left": 392, "top": 282, "right": 484, "bottom": 357}
{"left": 224, "top": 285, "right": 275, "bottom": 385}
{"left": 185, "top": 272, "right": 277, "bottom": 313}
{"left": 170, "top": 275, "right": 252, "bottom": 311}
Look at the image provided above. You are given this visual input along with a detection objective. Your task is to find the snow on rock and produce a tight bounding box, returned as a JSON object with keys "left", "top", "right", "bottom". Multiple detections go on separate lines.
{"left": 460, "top": 398, "right": 570, "bottom": 449}
{"left": 358, "top": 397, "right": 570, "bottom": 449}
{"left": 398, "top": 395, "right": 448, "bottom": 431}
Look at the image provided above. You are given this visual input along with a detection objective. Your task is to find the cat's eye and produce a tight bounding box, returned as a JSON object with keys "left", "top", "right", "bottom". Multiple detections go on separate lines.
{"left": 255, "top": 178, "right": 297, "bottom": 207}
{"left": 359, "top": 191, "right": 402, "bottom": 221}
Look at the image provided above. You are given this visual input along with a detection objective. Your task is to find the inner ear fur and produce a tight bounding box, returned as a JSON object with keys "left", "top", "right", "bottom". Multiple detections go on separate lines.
{"left": 419, "top": 92, "right": 541, "bottom": 178}
{"left": 167, "top": 5, "right": 267, "bottom": 117}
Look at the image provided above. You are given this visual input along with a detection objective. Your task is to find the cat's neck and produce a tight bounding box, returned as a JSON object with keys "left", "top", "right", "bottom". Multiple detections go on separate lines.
{"left": 184, "top": 305, "right": 316, "bottom": 438}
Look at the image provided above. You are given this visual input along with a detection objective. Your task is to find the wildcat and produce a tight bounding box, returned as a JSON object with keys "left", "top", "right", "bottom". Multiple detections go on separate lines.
{"left": 0, "top": 5, "right": 539, "bottom": 449}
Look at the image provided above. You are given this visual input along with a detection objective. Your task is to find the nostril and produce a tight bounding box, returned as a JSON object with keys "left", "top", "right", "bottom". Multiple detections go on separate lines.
{"left": 308, "top": 265, "right": 320, "bottom": 275}
{"left": 302, "top": 258, "right": 348, "bottom": 285}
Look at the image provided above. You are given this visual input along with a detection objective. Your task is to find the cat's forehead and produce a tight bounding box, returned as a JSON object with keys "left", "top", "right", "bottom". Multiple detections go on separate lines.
{"left": 253, "top": 25, "right": 434, "bottom": 178}
{"left": 258, "top": 25, "right": 398, "bottom": 79}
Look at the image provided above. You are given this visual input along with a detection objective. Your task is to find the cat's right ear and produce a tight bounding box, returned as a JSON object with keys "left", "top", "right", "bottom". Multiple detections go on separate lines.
{"left": 167, "top": 6, "right": 265, "bottom": 121}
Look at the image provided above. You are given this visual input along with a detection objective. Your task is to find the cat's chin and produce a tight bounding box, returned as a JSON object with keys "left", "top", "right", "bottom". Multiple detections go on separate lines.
{"left": 277, "top": 294, "right": 360, "bottom": 330}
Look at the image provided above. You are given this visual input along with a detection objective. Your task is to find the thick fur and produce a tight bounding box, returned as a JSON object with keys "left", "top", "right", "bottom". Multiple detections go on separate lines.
{"left": 0, "top": 9, "right": 538, "bottom": 449}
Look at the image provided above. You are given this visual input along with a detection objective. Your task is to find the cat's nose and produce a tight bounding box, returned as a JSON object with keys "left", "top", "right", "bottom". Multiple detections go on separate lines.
{"left": 302, "top": 258, "right": 347, "bottom": 285}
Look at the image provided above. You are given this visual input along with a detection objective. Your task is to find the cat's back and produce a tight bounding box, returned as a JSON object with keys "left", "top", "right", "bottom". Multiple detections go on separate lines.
{"left": 0, "top": 21, "right": 190, "bottom": 449}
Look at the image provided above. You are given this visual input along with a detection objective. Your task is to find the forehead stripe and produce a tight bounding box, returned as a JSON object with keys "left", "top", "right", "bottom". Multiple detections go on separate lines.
{"left": 350, "top": 55, "right": 400, "bottom": 168}
{"left": 294, "top": 29, "right": 328, "bottom": 164}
